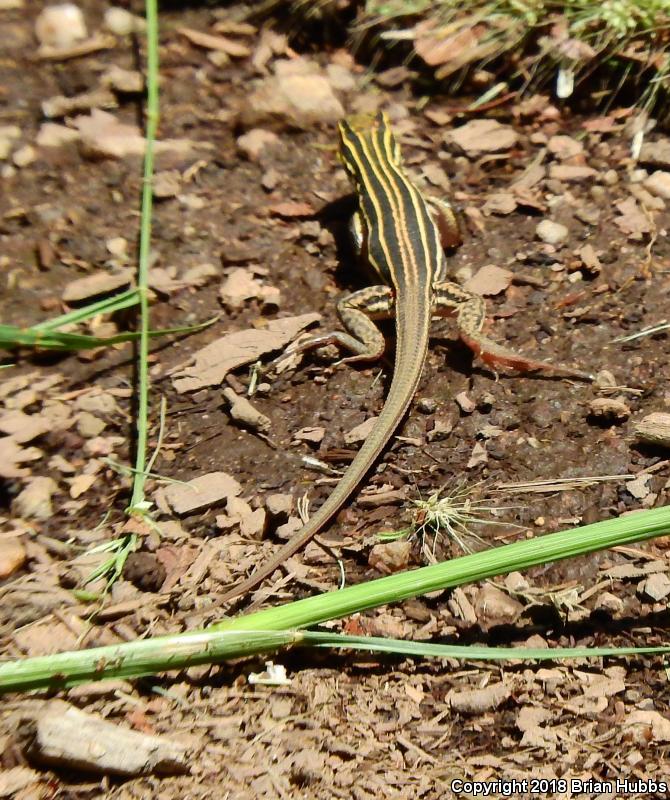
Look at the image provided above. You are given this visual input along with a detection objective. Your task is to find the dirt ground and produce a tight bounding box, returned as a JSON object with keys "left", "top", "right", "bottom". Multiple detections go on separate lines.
{"left": 2, "top": 2, "right": 670, "bottom": 798}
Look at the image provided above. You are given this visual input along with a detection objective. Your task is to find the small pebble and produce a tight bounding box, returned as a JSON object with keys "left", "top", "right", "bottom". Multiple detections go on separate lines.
{"left": 12, "top": 144, "right": 36, "bottom": 167}
{"left": 602, "top": 169, "right": 619, "bottom": 186}
{"left": 104, "top": 6, "right": 145, "bottom": 36}
{"left": 35, "top": 3, "right": 87, "bottom": 47}
{"left": 417, "top": 397, "right": 438, "bottom": 414}
{"left": 587, "top": 397, "right": 631, "bottom": 423}
{"left": 643, "top": 170, "right": 670, "bottom": 200}
{"left": 455, "top": 392, "right": 475, "bottom": 414}
{"left": 536, "top": 219, "right": 568, "bottom": 245}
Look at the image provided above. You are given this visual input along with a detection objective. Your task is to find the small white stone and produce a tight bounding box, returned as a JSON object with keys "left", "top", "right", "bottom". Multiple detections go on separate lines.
{"left": 643, "top": 170, "right": 670, "bottom": 200}
{"left": 536, "top": 219, "right": 568, "bottom": 245}
{"left": 106, "top": 236, "right": 127, "bottom": 257}
{"left": 12, "top": 144, "right": 36, "bottom": 168}
{"left": 35, "top": 4, "right": 87, "bottom": 48}
{"left": 103, "top": 7, "right": 145, "bottom": 36}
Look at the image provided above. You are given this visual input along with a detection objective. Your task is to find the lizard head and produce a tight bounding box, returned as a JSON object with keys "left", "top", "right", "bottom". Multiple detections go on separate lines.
{"left": 337, "top": 111, "right": 402, "bottom": 185}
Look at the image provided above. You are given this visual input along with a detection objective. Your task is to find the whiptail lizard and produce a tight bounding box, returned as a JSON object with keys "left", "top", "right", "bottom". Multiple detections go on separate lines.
{"left": 221, "top": 112, "right": 592, "bottom": 604}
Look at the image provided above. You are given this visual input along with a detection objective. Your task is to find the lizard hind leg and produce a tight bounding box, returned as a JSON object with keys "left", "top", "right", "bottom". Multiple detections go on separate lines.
{"left": 279, "top": 285, "right": 395, "bottom": 367}
{"left": 432, "top": 280, "right": 593, "bottom": 381}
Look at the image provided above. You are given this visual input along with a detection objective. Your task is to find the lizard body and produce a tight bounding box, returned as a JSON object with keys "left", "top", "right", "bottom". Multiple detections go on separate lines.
{"left": 221, "top": 112, "right": 590, "bottom": 604}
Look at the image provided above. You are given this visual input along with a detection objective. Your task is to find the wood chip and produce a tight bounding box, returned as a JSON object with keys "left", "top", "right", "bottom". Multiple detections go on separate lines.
{"left": 577, "top": 243, "right": 601, "bottom": 274}
{"left": 587, "top": 397, "right": 630, "bottom": 423}
{"left": 268, "top": 201, "right": 315, "bottom": 219}
{"left": 634, "top": 412, "right": 670, "bottom": 447}
{"left": 27, "top": 701, "right": 190, "bottom": 776}
{"left": 448, "top": 681, "right": 512, "bottom": 713}
{"left": 548, "top": 164, "right": 597, "bottom": 182}
{"left": 37, "top": 33, "right": 116, "bottom": 61}
{"left": 178, "top": 26, "right": 251, "bottom": 57}
{"left": 0, "top": 535, "right": 26, "bottom": 579}
{"left": 163, "top": 471, "right": 241, "bottom": 515}
{"left": 294, "top": 426, "right": 325, "bottom": 444}
{"left": 62, "top": 268, "right": 133, "bottom": 303}
{"left": 368, "top": 541, "right": 411, "bottom": 574}
{"left": 222, "top": 387, "right": 271, "bottom": 433}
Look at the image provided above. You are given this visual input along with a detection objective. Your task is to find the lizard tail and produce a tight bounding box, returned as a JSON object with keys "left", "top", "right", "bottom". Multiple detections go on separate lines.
{"left": 220, "top": 301, "right": 430, "bottom": 604}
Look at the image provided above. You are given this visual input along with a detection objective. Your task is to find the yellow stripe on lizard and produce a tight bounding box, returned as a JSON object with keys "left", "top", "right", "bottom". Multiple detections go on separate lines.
{"left": 221, "top": 112, "right": 591, "bottom": 604}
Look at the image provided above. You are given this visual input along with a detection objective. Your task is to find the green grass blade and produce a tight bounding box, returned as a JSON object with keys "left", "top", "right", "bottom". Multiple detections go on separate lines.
{"left": 303, "top": 632, "right": 670, "bottom": 662}
{"left": 129, "top": 0, "right": 159, "bottom": 512}
{"left": 214, "top": 504, "right": 670, "bottom": 632}
{"left": 2, "top": 625, "right": 668, "bottom": 694}
{"left": 31, "top": 288, "right": 140, "bottom": 332}
{"left": 0, "top": 318, "right": 214, "bottom": 351}
{"left": 0, "top": 631, "right": 298, "bottom": 693}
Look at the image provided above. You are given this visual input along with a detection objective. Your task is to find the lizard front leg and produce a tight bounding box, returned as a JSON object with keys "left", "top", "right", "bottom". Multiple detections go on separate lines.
{"left": 280, "top": 285, "right": 395, "bottom": 365}
{"left": 432, "top": 281, "right": 593, "bottom": 381}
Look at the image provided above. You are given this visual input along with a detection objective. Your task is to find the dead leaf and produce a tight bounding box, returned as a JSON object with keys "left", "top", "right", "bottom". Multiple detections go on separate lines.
{"left": 444, "top": 119, "right": 518, "bottom": 157}
{"left": 414, "top": 20, "right": 501, "bottom": 78}
{"left": 414, "top": 21, "right": 481, "bottom": 67}
{"left": 466, "top": 441, "right": 488, "bottom": 469}
{"left": 0, "top": 437, "right": 42, "bottom": 478}
{"left": 482, "top": 192, "right": 517, "bottom": 215}
{"left": 69, "top": 473, "right": 97, "bottom": 499}
{"left": 172, "top": 312, "right": 320, "bottom": 393}
{"left": 344, "top": 417, "right": 378, "bottom": 444}
{"left": 613, "top": 197, "right": 653, "bottom": 240}
{"left": 12, "top": 476, "right": 58, "bottom": 520}
{"left": 626, "top": 710, "right": 670, "bottom": 743}
{"left": 219, "top": 268, "right": 264, "bottom": 310}
{"left": 0, "top": 410, "right": 50, "bottom": 442}
{"left": 464, "top": 264, "right": 513, "bottom": 296}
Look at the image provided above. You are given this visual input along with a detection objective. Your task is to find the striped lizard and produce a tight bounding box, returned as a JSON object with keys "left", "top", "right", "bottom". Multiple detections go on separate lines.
{"left": 221, "top": 112, "right": 591, "bottom": 604}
